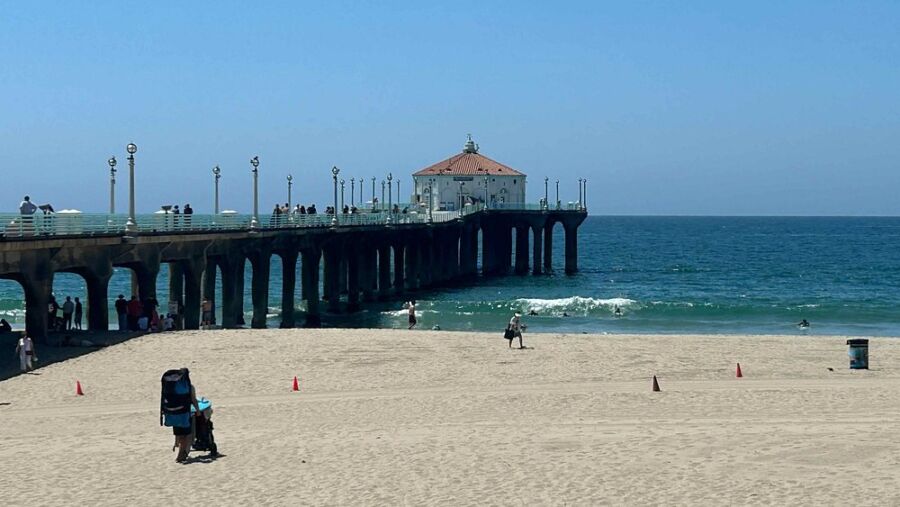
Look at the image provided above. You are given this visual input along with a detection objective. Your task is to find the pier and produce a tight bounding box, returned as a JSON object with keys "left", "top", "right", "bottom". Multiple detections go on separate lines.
{"left": 0, "top": 205, "right": 586, "bottom": 341}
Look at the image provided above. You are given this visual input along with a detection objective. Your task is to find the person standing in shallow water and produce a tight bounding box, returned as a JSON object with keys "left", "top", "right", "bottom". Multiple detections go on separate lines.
{"left": 74, "top": 297, "right": 83, "bottom": 330}
{"left": 407, "top": 300, "right": 417, "bottom": 329}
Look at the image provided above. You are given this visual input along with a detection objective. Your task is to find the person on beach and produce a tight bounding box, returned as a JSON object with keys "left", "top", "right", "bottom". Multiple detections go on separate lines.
{"left": 15, "top": 334, "right": 37, "bottom": 372}
{"left": 48, "top": 295, "right": 60, "bottom": 331}
{"left": 507, "top": 312, "right": 525, "bottom": 349}
{"left": 62, "top": 296, "right": 74, "bottom": 330}
{"left": 115, "top": 295, "right": 128, "bottom": 331}
{"left": 407, "top": 300, "right": 417, "bottom": 329}
{"left": 201, "top": 298, "right": 213, "bottom": 328}
{"left": 74, "top": 297, "right": 83, "bottom": 330}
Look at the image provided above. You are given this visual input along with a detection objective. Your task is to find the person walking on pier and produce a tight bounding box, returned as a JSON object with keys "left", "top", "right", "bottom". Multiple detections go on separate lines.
{"left": 115, "top": 294, "right": 128, "bottom": 331}
{"left": 74, "top": 297, "right": 83, "bottom": 330}
{"left": 62, "top": 296, "right": 74, "bottom": 330}
{"left": 14, "top": 334, "right": 37, "bottom": 372}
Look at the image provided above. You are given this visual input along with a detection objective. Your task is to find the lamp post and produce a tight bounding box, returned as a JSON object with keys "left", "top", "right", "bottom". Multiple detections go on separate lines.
{"left": 387, "top": 172, "right": 393, "bottom": 224}
{"left": 396, "top": 179, "right": 401, "bottom": 206}
{"left": 544, "top": 177, "right": 549, "bottom": 210}
{"left": 125, "top": 143, "right": 138, "bottom": 233}
{"left": 331, "top": 166, "right": 340, "bottom": 225}
{"left": 250, "top": 156, "right": 260, "bottom": 229}
{"left": 107, "top": 156, "right": 117, "bottom": 215}
{"left": 213, "top": 165, "right": 221, "bottom": 215}
{"left": 371, "top": 177, "right": 376, "bottom": 210}
{"left": 555, "top": 179, "right": 560, "bottom": 209}
{"left": 483, "top": 174, "right": 489, "bottom": 209}
{"left": 458, "top": 181, "right": 464, "bottom": 213}
{"left": 340, "top": 179, "right": 345, "bottom": 210}
{"left": 287, "top": 174, "right": 293, "bottom": 211}
{"left": 350, "top": 178, "right": 355, "bottom": 208}
{"left": 583, "top": 179, "right": 587, "bottom": 210}
{"left": 427, "top": 178, "right": 434, "bottom": 222}
{"left": 578, "top": 178, "right": 584, "bottom": 209}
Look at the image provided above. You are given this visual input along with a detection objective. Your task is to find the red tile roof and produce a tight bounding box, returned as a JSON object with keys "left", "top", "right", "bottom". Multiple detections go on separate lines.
{"left": 413, "top": 151, "right": 526, "bottom": 177}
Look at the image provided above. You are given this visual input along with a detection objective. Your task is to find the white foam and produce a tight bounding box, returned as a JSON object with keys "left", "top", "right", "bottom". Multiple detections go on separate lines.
{"left": 515, "top": 296, "right": 637, "bottom": 314}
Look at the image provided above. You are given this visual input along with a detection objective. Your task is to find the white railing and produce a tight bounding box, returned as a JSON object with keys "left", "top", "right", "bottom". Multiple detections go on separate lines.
{"left": 0, "top": 202, "right": 581, "bottom": 239}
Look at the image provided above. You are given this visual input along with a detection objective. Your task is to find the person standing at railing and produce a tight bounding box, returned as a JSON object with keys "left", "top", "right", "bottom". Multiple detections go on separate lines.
{"left": 272, "top": 203, "right": 283, "bottom": 227}
{"left": 172, "top": 205, "right": 180, "bottom": 229}
{"left": 18, "top": 195, "right": 38, "bottom": 234}
{"left": 183, "top": 204, "right": 193, "bottom": 229}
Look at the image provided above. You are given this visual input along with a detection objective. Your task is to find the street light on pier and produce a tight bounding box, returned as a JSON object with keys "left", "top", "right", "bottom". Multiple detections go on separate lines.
{"left": 287, "top": 174, "right": 293, "bottom": 211}
{"left": 371, "top": 177, "right": 376, "bottom": 211}
{"left": 212, "top": 165, "right": 221, "bottom": 215}
{"left": 427, "top": 177, "right": 434, "bottom": 222}
{"left": 555, "top": 180, "right": 560, "bottom": 209}
{"left": 396, "top": 179, "right": 401, "bottom": 206}
{"left": 125, "top": 143, "right": 138, "bottom": 233}
{"left": 544, "top": 177, "right": 549, "bottom": 210}
{"left": 583, "top": 179, "right": 587, "bottom": 210}
{"left": 387, "top": 172, "right": 393, "bottom": 224}
{"left": 250, "top": 156, "right": 260, "bottom": 230}
{"left": 577, "top": 178, "right": 583, "bottom": 210}
{"left": 331, "top": 166, "right": 340, "bottom": 226}
{"left": 458, "top": 181, "right": 464, "bottom": 215}
{"left": 380, "top": 180, "right": 386, "bottom": 213}
{"left": 483, "top": 174, "right": 489, "bottom": 209}
{"left": 340, "top": 179, "right": 345, "bottom": 210}
{"left": 107, "top": 156, "right": 117, "bottom": 215}
{"left": 350, "top": 178, "right": 355, "bottom": 208}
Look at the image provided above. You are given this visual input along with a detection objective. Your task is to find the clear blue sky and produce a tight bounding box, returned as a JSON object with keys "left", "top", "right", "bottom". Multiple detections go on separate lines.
{"left": 2, "top": 1, "right": 898, "bottom": 215}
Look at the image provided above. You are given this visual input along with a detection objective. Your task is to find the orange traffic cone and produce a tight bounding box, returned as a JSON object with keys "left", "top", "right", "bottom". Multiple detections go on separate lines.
{"left": 292, "top": 376, "right": 299, "bottom": 392}
{"left": 652, "top": 375, "right": 660, "bottom": 392}
{"left": 75, "top": 380, "right": 84, "bottom": 396}
{"left": 736, "top": 363, "right": 743, "bottom": 378}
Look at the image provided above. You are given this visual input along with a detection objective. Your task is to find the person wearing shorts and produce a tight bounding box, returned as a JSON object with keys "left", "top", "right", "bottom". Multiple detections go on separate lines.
{"left": 407, "top": 300, "right": 417, "bottom": 329}
{"left": 201, "top": 298, "right": 213, "bottom": 328}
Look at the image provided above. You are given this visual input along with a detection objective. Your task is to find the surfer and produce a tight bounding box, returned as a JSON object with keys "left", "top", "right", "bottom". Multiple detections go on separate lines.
{"left": 798, "top": 319, "right": 810, "bottom": 328}
{"left": 562, "top": 312, "right": 569, "bottom": 317}
{"left": 613, "top": 305, "right": 623, "bottom": 317}
{"left": 528, "top": 310, "right": 538, "bottom": 316}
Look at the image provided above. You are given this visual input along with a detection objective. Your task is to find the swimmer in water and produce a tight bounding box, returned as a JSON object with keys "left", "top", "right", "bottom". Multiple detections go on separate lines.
{"left": 528, "top": 310, "right": 538, "bottom": 316}
{"left": 613, "top": 305, "right": 623, "bottom": 317}
{"left": 562, "top": 312, "right": 569, "bottom": 317}
{"left": 798, "top": 319, "right": 810, "bottom": 328}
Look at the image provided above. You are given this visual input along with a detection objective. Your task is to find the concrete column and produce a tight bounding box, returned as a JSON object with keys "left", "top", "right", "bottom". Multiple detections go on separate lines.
{"left": 480, "top": 222, "right": 494, "bottom": 276}
{"left": 449, "top": 229, "right": 461, "bottom": 280}
{"left": 19, "top": 258, "right": 53, "bottom": 342}
{"left": 85, "top": 268, "right": 112, "bottom": 332}
{"left": 182, "top": 257, "right": 206, "bottom": 330}
{"left": 302, "top": 249, "right": 321, "bottom": 327}
{"left": 220, "top": 254, "right": 245, "bottom": 328}
{"left": 324, "top": 247, "right": 341, "bottom": 313}
{"left": 249, "top": 251, "right": 271, "bottom": 328}
{"left": 532, "top": 225, "right": 543, "bottom": 275}
{"left": 500, "top": 223, "right": 513, "bottom": 275}
{"left": 347, "top": 249, "right": 360, "bottom": 312}
{"left": 135, "top": 263, "right": 160, "bottom": 301}
{"left": 466, "top": 226, "right": 479, "bottom": 276}
{"left": 458, "top": 227, "right": 471, "bottom": 277}
{"left": 339, "top": 256, "right": 348, "bottom": 295}
{"left": 168, "top": 263, "right": 185, "bottom": 329}
{"left": 543, "top": 224, "right": 553, "bottom": 272}
{"left": 419, "top": 237, "right": 433, "bottom": 288}
{"left": 202, "top": 260, "right": 217, "bottom": 326}
{"left": 564, "top": 222, "right": 578, "bottom": 275}
{"left": 515, "top": 224, "right": 529, "bottom": 275}
{"left": 405, "top": 242, "right": 419, "bottom": 291}
{"left": 378, "top": 244, "right": 392, "bottom": 301}
{"left": 392, "top": 242, "right": 405, "bottom": 296}
{"left": 360, "top": 248, "right": 376, "bottom": 303}
{"left": 279, "top": 250, "right": 298, "bottom": 328}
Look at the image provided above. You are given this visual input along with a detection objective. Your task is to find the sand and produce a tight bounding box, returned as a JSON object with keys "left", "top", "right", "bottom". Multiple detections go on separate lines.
{"left": 2, "top": 329, "right": 900, "bottom": 506}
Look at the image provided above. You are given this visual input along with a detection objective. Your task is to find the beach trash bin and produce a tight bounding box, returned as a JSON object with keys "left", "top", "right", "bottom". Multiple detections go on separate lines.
{"left": 847, "top": 339, "right": 869, "bottom": 369}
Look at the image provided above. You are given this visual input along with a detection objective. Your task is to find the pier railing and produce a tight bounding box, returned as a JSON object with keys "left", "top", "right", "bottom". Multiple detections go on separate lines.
{"left": 0, "top": 202, "right": 580, "bottom": 238}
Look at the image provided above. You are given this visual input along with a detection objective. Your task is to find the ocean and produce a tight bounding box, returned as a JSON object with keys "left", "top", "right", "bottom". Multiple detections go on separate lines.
{"left": 2, "top": 216, "right": 899, "bottom": 336}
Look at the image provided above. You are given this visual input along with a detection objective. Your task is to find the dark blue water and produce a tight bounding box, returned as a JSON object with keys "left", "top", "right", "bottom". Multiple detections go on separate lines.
{"left": 2, "top": 217, "right": 899, "bottom": 336}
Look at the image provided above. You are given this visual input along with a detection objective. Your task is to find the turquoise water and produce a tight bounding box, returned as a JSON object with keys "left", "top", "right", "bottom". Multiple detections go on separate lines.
{"left": 2, "top": 217, "right": 900, "bottom": 336}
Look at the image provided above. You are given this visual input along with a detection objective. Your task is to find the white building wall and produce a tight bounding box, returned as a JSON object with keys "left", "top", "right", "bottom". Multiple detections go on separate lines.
{"left": 413, "top": 174, "right": 526, "bottom": 210}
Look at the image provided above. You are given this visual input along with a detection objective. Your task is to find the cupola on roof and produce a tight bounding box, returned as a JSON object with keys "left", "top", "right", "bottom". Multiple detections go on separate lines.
{"left": 413, "top": 135, "right": 526, "bottom": 177}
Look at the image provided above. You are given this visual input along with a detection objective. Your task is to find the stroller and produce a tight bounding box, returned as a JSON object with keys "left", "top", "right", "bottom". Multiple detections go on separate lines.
{"left": 160, "top": 368, "right": 218, "bottom": 458}
{"left": 191, "top": 397, "right": 218, "bottom": 456}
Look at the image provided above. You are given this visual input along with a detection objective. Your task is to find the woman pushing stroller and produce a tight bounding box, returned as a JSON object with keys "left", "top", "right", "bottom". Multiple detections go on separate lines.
{"left": 160, "top": 368, "right": 218, "bottom": 462}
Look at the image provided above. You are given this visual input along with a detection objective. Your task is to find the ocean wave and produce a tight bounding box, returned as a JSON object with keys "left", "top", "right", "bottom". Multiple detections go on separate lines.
{"left": 515, "top": 296, "right": 636, "bottom": 316}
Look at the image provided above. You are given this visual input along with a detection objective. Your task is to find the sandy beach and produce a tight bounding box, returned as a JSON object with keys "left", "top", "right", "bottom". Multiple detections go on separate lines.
{"left": 2, "top": 329, "right": 900, "bottom": 505}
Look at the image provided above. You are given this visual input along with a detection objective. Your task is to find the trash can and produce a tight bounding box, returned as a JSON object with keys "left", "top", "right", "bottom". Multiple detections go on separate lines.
{"left": 847, "top": 339, "right": 869, "bottom": 369}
